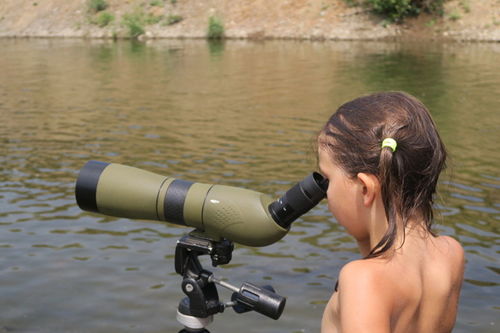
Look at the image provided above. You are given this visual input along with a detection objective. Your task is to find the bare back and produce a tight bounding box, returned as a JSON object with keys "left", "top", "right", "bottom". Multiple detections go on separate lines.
{"left": 321, "top": 234, "right": 464, "bottom": 333}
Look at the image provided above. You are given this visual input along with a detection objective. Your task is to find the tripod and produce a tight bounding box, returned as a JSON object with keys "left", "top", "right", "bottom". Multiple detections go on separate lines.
{"left": 175, "top": 231, "right": 286, "bottom": 333}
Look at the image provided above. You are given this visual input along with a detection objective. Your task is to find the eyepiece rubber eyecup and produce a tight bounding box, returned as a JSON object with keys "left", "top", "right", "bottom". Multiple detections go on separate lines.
{"left": 268, "top": 172, "right": 328, "bottom": 229}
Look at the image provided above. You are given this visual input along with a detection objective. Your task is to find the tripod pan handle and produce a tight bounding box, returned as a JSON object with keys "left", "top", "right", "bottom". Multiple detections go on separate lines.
{"left": 231, "top": 283, "right": 286, "bottom": 320}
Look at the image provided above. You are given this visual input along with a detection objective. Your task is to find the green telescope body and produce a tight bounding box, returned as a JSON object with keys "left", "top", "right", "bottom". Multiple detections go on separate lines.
{"left": 75, "top": 161, "right": 327, "bottom": 247}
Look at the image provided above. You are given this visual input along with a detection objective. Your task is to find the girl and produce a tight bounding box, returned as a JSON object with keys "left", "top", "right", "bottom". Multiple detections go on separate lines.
{"left": 318, "top": 92, "right": 464, "bottom": 333}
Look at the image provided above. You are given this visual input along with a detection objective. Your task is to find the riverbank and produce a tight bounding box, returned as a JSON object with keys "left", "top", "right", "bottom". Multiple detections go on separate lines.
{"left": 0, "top": 0, "right": 498, "bottom": 41}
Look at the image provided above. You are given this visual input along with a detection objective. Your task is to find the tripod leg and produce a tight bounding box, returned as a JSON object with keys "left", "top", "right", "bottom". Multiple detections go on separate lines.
{"left": 177, "top": 301, "right": 213, "bottom": 333}
{"left": 177, "top": 308, "right": 213, "bottom": 329}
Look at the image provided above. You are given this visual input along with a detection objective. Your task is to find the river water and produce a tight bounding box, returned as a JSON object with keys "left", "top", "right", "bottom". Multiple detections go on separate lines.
{"left": 0, "top": 39, "right": 498, "bottom": 333}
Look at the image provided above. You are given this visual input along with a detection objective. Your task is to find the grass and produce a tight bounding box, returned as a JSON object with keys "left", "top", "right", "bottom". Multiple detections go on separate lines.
{"left": 95, "top": 11, "right": 114, "bottom": 27}
{"left": 87, "top": 0, "right": 108, "bottom": 13}
{"left": 207, "top": 16, "right": 224, "bottom": 39}
{"left": 425, "top": 19, "right": 436, "bottom": 27}
{"left": 163, "top": 15, "right": 183, "bottom": 26}
{"left": 122, "top": 11, "right": 145, "bottom": 38}
{"left": 459, "top": 0, "right": 471, "bottom": 13}
{"left": 342, "top": 0, "right": 359, "bottom": 7}
{"left": 121, "top": 8, "right": 165, "bottom": 38}
{"left": 145, "top": 13, "right": 163, "bottom": 25}
{"left": 150, "top": 0, "right": 163, "bottom": 6}
{"left": 449, "top": 11, "right": 461, "bottom": 21}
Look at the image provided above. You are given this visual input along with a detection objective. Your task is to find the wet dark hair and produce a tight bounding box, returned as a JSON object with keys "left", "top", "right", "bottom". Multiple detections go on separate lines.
{"left": 318, "top": 92, "right": 446, "bottom": 258}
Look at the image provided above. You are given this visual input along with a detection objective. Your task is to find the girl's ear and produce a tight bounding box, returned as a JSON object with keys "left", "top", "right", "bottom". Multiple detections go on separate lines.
{"left": 356, "top": 173, "right": 380, "bottom": 207}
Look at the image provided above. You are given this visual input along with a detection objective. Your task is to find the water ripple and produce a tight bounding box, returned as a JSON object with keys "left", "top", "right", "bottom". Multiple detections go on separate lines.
{"left": 0, "top": 39, "right": 498, "bottom": 333}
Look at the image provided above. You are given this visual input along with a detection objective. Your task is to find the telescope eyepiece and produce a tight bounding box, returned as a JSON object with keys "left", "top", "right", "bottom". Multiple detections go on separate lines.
{"left": 268, "top": 172, "right": 328, "bottom": 229}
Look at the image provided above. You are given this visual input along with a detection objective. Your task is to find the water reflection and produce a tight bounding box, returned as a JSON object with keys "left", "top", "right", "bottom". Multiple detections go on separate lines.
{"left": 347, "top": 43, "right": 448, "bottom": 101}
{"left": 208, "top": 40, "right": 226, "bottom": 57}
{"left": 0, "top": 39, "right": 498, "bottom": 333}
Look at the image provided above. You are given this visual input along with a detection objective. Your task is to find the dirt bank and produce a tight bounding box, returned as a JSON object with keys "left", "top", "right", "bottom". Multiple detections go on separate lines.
{"left": 0, "top": 0, "right": 498, "bottom": 41}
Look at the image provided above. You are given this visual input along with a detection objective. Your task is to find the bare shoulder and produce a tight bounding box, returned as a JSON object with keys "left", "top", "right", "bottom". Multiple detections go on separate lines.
{"left": 435, "top": 235, "right": 465, "bottom": 283}
{"left": 338, "top": 259, "right": 394, "bottom": 304}
{"left": 436, "top": 235, "right": 465, "bottom": 265}
{"left": 336, "top": 259, "right": 393, "bottom": 331}
{"left": 339, "top": 258, "right": 390, "bottom": 281}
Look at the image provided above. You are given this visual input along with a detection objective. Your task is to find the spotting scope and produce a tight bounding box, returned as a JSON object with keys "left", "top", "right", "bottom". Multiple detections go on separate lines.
{"left": 75, "top": 161, "right": 327, "bottom": 247}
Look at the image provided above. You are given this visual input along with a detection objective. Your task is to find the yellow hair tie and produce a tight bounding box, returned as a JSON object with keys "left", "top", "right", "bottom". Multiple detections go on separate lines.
{"left": 381, "top": 138, "right": 397, "bottom": 152}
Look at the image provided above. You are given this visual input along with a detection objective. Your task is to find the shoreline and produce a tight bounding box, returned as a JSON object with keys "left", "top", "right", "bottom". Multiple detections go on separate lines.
{"left": 1, "top": 35, "right": 498, "bottom": 44}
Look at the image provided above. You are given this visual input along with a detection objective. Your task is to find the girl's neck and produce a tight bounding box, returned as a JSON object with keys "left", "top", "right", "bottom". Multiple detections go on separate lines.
{"left": 358, "top": 199, "right": 391, "bottom": 257}
{"left": 359, "top": 219, "right": 431, "bottom": 259}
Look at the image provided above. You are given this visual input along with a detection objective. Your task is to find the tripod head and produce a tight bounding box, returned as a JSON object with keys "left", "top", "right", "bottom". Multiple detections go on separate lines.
{"left": 175, "top": 231, "right": 286, "bottom": 332}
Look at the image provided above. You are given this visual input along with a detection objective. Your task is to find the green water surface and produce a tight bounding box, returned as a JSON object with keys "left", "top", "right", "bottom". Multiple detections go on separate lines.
{"left": 0, "top": 39, "right": 498, "bottom": 332}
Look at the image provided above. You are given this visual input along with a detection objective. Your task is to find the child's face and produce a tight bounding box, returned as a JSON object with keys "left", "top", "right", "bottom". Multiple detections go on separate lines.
{"left": 318, "top": 148, "right": 369, "bottom": 241}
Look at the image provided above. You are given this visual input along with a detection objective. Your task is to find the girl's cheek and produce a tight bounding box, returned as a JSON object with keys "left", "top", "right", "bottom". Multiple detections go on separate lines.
{"left": 327, "top": 200, "right": 334, "bottom": 217}
{"left": 327, "top": 191, "right": 338, "bottom": 218}
{"left": 326, "top": 187, "right": 333, "bottom": 211}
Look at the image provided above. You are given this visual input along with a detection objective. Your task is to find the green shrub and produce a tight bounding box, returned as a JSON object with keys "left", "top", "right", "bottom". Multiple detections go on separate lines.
{"left": 121, "top": 8, "right": 167, "bottom": 37}
{"left": 87, "top": 0, "right": 108, "bottom": 13}
{"left": 95, "top": 11, "right": 114, "bottom": 27}
{"left": 448, "top": 10, "right": 461, "bottom": 21}
{"left": 459, "top": 0, "right": 470, "bottom": 13}
{"left": 366, "top": 0, "right": 418, "bottom": 22}
{"left": 122, "top": 12, "right": 145, "bottom": 38}
{"left": 164, "top": 14, "right": 183, "bottom": 25}
{"left": 425, "top": 18, "right": 436, "bottom": 27}
{"left": 150, "top": 0, "right": 163, "bottom": 6}
{"left": 365, "top": 0, "right": 445, "bottom": 22}
{"left": 422, "top": 0, "right": 445, "bottom": 16}
{"left": 342, "top": 0, "right": 360, "bottom": 7}
{"left": 207, "top": 16, "right": 224, "bottom": 39}
{"left": 145, "top": 13, "right": 163, "bottom": 24}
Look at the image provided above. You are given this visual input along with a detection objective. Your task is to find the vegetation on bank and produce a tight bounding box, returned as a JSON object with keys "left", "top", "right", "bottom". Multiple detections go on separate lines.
{"left": 75, "top": 0, "right": 482, "bottom": 40}
{"left": 121, "top": 10, "right": 146, "bottom": 38}
{"left": 346, "top": 0, "right": 446, "bottom": 22}
{"left": 207, "top": 16, "right": 224, "bottom": 39}
{"left": 87, "top": 0, "right": 108, "bottom": 13}
{"left": 86, "top": 0, "right": 184, "bottom": 38}
{"left": 90, "top": 0, "right": 445, "bottom": 40}
{"left": 90, "top": 11, "right": 114, "bottom": 27}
